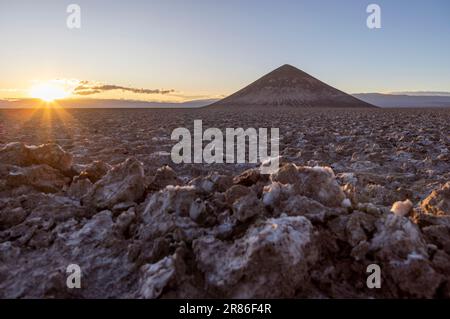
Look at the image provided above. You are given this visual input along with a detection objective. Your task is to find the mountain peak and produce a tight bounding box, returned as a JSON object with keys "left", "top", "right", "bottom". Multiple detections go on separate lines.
{"left": 278, "top": 63, "right": 296, "bottom": 69}
{"left": 209, "top": 64, "right": 375, "bottom": 108}
{"left": 271, "top": 64, "right": 306, "bottom": 75}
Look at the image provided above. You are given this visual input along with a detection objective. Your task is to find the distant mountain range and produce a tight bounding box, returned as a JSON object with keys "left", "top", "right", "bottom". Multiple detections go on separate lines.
{"left": 3, "top": 94, "right": 450, "bottom": 109}
{"left": 0, "top": 98, "right": 218, "bottom": 109}
{"left": 353, "top": 93, "right": 450, "bottom": 108}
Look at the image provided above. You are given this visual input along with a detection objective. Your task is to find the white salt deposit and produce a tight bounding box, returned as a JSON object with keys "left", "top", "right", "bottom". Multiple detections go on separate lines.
{"left": 391, "top": 199, "right": 413, "bottom": 217}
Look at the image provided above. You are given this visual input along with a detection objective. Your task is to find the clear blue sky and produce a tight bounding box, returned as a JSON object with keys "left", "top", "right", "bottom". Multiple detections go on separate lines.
{"left": 0, "top": 0, "right": 449, "bottom": 101}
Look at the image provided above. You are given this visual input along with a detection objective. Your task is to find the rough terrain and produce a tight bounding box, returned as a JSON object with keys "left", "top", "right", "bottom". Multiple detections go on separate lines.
{"left": 0, "top": 106, "right": 449, "bottom": 298}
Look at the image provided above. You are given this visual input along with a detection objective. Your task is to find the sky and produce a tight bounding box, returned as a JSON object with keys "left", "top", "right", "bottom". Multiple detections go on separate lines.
{"left": 0, "top": 0, "right": 449, "bottom": 102}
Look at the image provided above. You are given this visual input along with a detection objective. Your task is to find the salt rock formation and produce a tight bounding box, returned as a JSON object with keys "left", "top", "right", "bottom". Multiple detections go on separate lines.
{"left": 391, "top": 199, "right": 413, "bottom": 217}
{"left": 137, "top": 255, "right": 178, "bottom": 299}
{"left": 136, "top": 248, "right": 188, "bottom": 299}
{"left": 5, "top": 165, "right": 70, "bottom": 193}
{"left": 189, "top": 172, "right": 233, "bottom": 194}
{"left": 1, "top": 141, "right": 450, "bottom": 299}
{"left": 232, "top": 192, "right": 264, "bottom": 222}
{"left": 0, "top": 206, "right": 27, "bottom": 229}
{"left": 0, "top": 142, "right": 31, "bottom": 166}
{"left": 143, "top": 185, "right": 197, "bottom": 221}
{"left": 193, "top": 216, "right": 317, "bottom": 298}
{"left": 67, "top": 178, "right": 93, "bottom": 200}
{"left": 136, "top": 185, "right": 208, "bottom": 248}
{"left": 82, "top": 157, "right": 146, "bottom": 210}
{"left": 78, "top": 160, "right": 111, "bottom": 183}
{"left": 233, "top": 168, "right": 269, "bottom": 187}
{"left": 224, "top": 184, "right": 252, "bottom": 205}
{"left": 421, "top": 182, "right": 450, "bottom": 216}
{"left": 148, "top": 165, "right": 182, "bottom": 191}
{"left": 271, "top": 163, "right": 346, "bottom": 207}
{"left": 28, "top": 143, "right": 73, "bottom": 173}
{"left": 260, "top": 181, "right": 340, "bottom": 223}
{"left": 369, "top": 214, "right": 443, "bottom": 298}
{"left": 0, "top": 142, "right": 73, "bottom": 172}
{"left": 0, "top": 209, "right": 133, "bottom": 298}
{"left": 189, "top": 198, "right": 215, "bottom": 225}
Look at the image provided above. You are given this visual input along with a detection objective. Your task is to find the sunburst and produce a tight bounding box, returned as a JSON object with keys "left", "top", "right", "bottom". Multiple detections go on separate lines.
{"left": 30, "top": 82, "right": 70, "bottom": 102}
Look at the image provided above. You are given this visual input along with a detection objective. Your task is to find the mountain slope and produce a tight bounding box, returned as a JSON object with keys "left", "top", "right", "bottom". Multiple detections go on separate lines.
{"left": 208, "top": 64, "right": 375, "bottom": 108}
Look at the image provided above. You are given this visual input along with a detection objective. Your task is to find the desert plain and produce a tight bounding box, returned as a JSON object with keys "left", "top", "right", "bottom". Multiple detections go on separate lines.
{"left": 0, "top": 106, "right": 449, "bottom": 298}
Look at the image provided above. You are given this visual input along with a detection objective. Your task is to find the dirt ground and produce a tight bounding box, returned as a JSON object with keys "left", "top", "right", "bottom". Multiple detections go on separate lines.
{"left": 0, "top": 106, "right": 449, "bottom": 298}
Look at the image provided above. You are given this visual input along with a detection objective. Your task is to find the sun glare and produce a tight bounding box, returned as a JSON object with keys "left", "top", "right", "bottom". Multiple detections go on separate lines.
{"left": 30, "top": 82, "right": 70, "bottom": 102}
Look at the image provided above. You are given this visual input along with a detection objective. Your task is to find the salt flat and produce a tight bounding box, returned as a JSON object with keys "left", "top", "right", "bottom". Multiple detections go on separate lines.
{"left": 0, "top": 106, "right": 449, "bottom": 298}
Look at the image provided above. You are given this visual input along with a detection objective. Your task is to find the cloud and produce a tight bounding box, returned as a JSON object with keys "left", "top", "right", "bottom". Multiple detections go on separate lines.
{"left": 75, "top": 89, "right": 102, "bottom": 95}
{"left": 73, "top": 81, "right": 175, "bottom": 96}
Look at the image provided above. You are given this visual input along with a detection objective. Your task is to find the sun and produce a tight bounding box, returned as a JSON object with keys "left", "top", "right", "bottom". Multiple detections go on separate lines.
{"left": 30, "top": 82, "right": 70, "bottom": 102}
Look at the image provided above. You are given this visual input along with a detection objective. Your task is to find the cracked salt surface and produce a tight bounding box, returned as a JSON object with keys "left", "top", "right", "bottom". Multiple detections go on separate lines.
{"left": 0, "top": 106, "right": 449, "bottom": 298}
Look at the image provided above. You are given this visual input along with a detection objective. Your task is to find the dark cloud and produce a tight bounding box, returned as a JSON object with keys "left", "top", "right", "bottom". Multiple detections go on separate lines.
{"left": 73, "top": 81, "right": 174, "bottom": 96}
{"left": 74, "top": 89, "right": 102, "bottom": 95}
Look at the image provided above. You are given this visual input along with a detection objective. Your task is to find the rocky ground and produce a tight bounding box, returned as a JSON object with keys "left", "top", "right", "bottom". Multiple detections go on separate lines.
{"left": 0, "top": 106, "right": 449, "bottom": 298}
